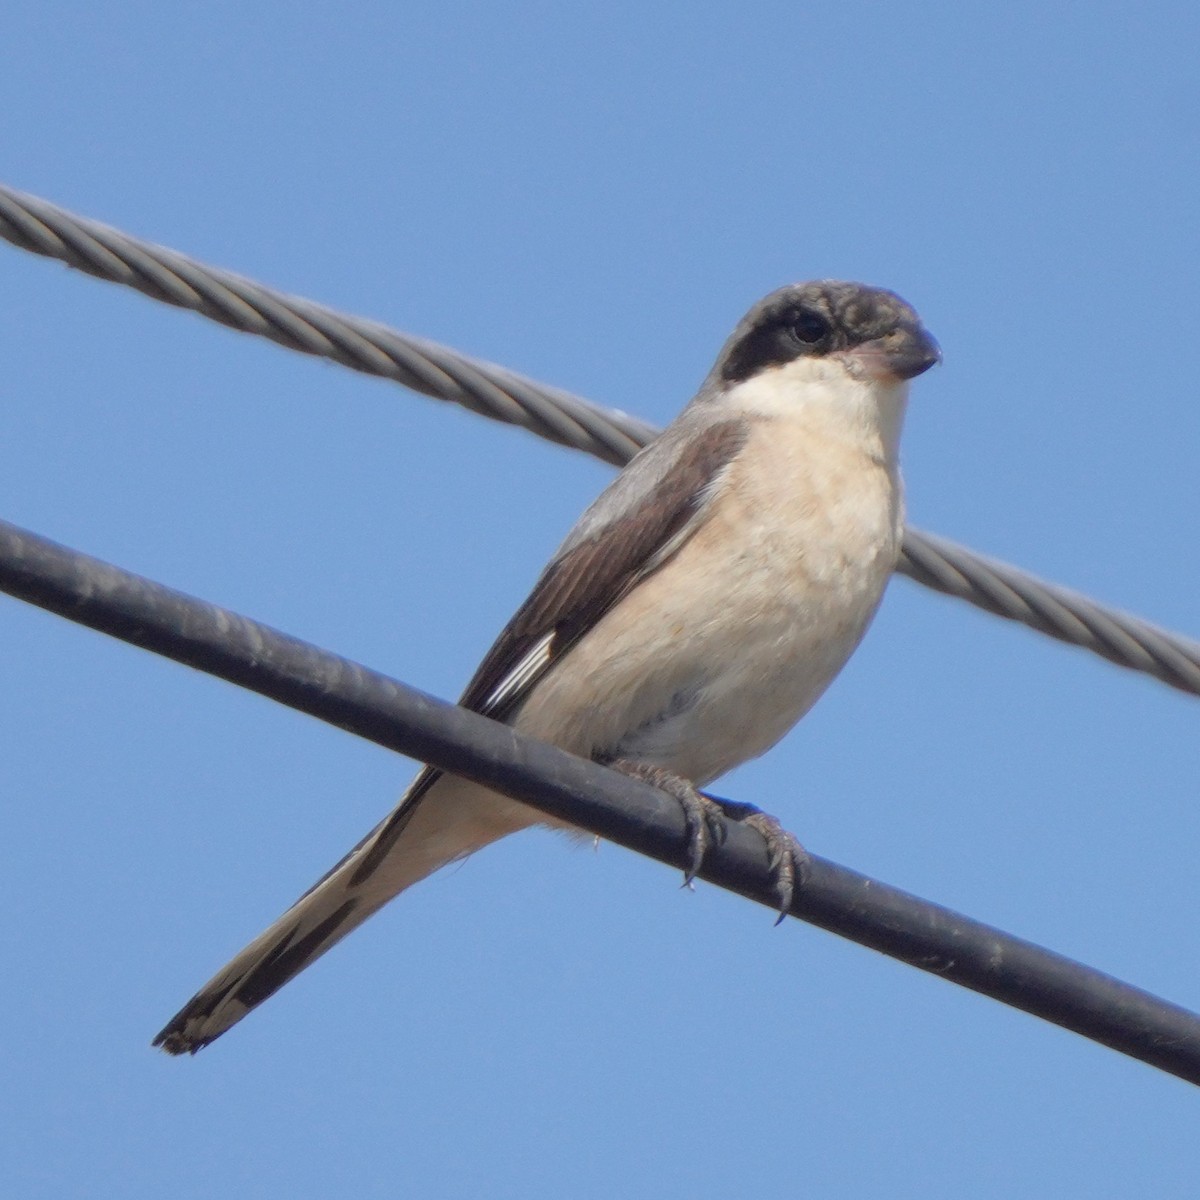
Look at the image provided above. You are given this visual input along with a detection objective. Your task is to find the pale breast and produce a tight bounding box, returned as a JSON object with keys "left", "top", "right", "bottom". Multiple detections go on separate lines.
{"left": 514, "top": 417, "right": 903, "bottom": 785}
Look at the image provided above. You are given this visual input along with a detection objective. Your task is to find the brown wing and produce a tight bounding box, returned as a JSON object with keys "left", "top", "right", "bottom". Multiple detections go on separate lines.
{"left": 459, "top": 416, "right": 747, "bottom": 718}
{"left": 345, "top": 417, "right": 747, "bottom": 886}
{"left": 150, "top": 417, "right": 751, "bottom": 1053}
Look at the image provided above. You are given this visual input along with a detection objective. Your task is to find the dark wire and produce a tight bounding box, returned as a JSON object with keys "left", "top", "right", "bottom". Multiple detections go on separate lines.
{"left": 2, "top": 515, "right": 1198, "bottom": 1085}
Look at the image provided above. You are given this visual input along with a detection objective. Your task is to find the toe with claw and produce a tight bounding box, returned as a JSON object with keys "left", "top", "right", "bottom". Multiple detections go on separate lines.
{"left": 606, "top": 760, "right": 809, "bottom": 919}
{"left": 608, "top": 759, "right": 727, "bottom": 884}
{"left": 704, "top": 796, "right": 811, "bottom": 920}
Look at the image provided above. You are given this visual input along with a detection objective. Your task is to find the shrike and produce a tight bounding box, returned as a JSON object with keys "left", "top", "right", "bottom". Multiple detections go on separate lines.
{"left": 155, "top": 280, "right": 940, "bottom": 1054}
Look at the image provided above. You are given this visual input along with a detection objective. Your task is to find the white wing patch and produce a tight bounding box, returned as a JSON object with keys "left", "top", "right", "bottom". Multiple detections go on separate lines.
{"left": 480, "top": 631, "right": 556, "bottom": 716}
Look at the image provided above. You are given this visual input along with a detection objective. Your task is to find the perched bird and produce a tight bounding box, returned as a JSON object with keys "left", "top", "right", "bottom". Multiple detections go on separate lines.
{"left": 155, "top": 280, "right": 939, "bottom": 1054}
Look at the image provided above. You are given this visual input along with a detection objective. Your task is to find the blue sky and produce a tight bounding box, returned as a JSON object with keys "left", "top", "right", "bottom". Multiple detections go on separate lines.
{"left": 2, "top": 2, "right": 1199, "bottom": 1196}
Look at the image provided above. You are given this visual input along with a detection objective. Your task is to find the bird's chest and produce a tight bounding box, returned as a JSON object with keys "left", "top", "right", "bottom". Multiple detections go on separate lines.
{"left": 658, "top": 445, "right": 899, "bottom": 775}
{"left": 523, "top": 429, "right": 903, "bottom": 782}
{"left": 704, "top": 424, "right": 901, "bottom": 625}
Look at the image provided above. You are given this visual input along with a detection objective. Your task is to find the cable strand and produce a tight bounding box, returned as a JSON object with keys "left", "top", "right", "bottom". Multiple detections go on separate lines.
{"left": 2, "top": 182, "right": 1198, "bottom": 696}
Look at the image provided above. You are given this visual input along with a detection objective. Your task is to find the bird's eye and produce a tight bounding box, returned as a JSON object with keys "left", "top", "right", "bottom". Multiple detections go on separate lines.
{"left": 788, "top": 309, "right": 830, "bottom": 345}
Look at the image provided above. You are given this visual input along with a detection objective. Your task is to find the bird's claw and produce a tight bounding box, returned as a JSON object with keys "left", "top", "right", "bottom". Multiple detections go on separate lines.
{"left": 608, "top": 760, "right": 807, "bottom": 918}
{"left": 739, "top": 810, "right": 810, "bottom": 921}
{"left": 608, "top": 759, "right": 726, "bottom": 885}
{"left": 676, "top": 788, "right": 729, "bottom": 888}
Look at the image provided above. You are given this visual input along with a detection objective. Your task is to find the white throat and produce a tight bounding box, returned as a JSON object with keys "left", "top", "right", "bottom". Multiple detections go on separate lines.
{"left": 724, "top": 356, "right": 910, "bottom": 465}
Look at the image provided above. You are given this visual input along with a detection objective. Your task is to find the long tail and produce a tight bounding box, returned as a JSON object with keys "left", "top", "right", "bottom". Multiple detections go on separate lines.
{"left": 153, "top": 772, "right": 535, "bottom": 1054}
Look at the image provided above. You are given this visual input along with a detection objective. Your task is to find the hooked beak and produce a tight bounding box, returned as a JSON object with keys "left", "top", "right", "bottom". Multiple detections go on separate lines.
{"left": 842, "top": 324, "right": 941, "bottom": 382}
{"left": 882, "top": 323, "right": 942, "bottom": 380}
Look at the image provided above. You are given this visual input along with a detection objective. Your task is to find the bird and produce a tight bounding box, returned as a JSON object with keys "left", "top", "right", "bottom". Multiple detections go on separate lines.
{"left": 154, "top": 280, "right": 940, "bottom": 1054}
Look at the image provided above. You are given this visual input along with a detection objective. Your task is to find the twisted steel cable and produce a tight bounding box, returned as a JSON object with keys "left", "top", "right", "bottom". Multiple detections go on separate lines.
{"left": 0, "top": 185, "right": 656, "bottom": 466}
{"left": 897, "top": 530, "right": 1200, "bottom": 694}
{"left": 2, "top": 182, "right": 1198, "bottom": 698}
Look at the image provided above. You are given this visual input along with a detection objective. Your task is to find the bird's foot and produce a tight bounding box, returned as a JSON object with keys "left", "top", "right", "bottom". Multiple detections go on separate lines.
{"left": 607, "top": 760, "right": 727, "bottom": 886}
{"left": 607, "top": 762, "right": 809, "bottom": 920}
{"left": 709, "top": 797, "right": 811, "bottom": 921}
